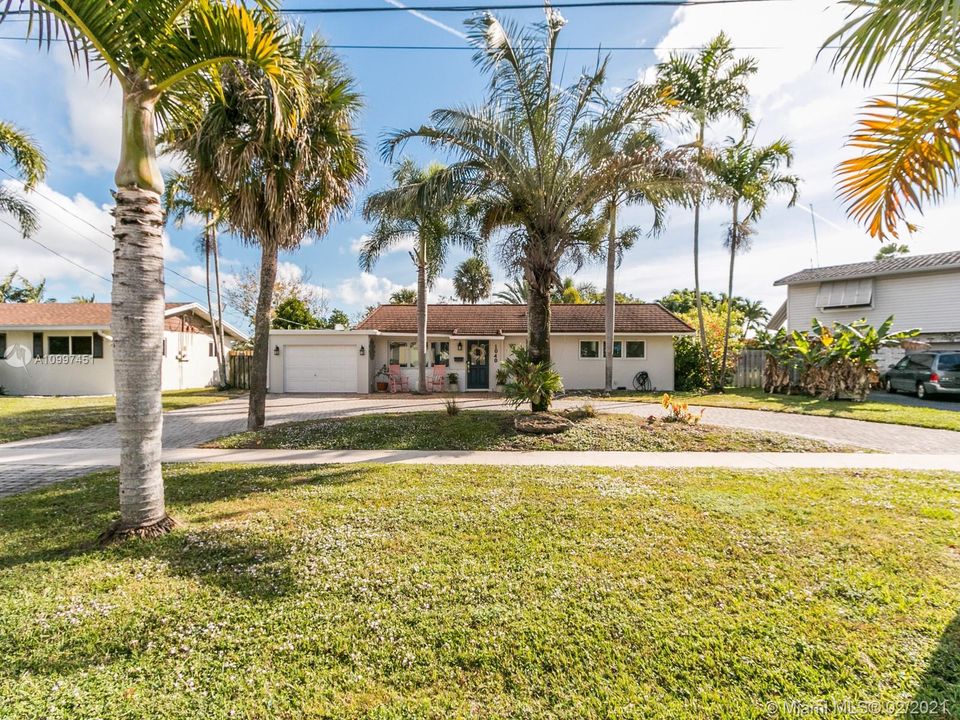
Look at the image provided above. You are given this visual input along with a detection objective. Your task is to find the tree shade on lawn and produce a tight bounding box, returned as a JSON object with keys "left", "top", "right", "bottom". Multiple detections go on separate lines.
{"left": 382, "top": 8, "right": 677, "bottom": 410}
{"left": 0, "top": 1, "right": 305, "bottom": 538}
{"left": 165, "top": 33, "right": 365, "bottom": 430}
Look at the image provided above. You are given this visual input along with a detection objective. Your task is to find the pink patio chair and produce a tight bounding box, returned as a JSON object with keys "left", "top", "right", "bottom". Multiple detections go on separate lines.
{"left": 427, "top": 364, "right": 447, "bottom": 392}
{"left": 388, "top": 364, "right": 409, "bottom": 393}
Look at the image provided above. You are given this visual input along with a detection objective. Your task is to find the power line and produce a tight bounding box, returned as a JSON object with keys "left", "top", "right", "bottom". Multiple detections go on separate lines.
{"left": 282, "top": 0, "right": 787, "bottom": 12}
{"left": 0, "top": 217, "right": 112, "bottom": 283}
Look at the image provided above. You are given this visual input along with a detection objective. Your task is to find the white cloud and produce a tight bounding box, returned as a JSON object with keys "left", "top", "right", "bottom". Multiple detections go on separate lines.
{"left": 336, "top": 272, "right": 407, "bottom": 306}
{"left": 348, "top": 232, "right": 416, "bottom": 256}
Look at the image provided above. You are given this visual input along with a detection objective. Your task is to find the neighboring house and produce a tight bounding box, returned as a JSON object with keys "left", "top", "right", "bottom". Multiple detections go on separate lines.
{"left": 770, "top": 250, "right": 960, "bottom": 365}
{"left": 0, "top": 302, "right": 247, "bottom": 396}
{"left": 267, "top": 303, "right": 693, "bottom": 394}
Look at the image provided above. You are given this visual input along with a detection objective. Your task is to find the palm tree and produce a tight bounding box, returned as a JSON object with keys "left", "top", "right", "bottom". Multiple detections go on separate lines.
{"left": 704, "top": 135, "right": 799, "bottom": 389}
{"left": 453, "top": 257, "right": 493, "bottom": 303}
{"left": 580, "top": 95, "right": 691, "bottom": 391}
{"left": 163, "top": 173, "right": 228, "bottom": 388}
{"left": 384, "top": 9, "right": 664, "bottom": 409}
{"left": 739, "top": 298, "right": 769, "bottom": 335}
{"left": 826, "top": 1, "right": 960, "bottom": 239}
{"left": 1, "top": 1, "right": 303, "bottom": 539}
{"left": 0, "top": 120, "right": 46, "bottom": 237}
{"left": 361, "top": 159, "right": 477, "bottom": 393}
{"left": 657, "top": 34, "right": 757, "bottom": 388}
{"left": 72, "top": 294, "right": 96, "bottom": 303}
{"left": 167, "top": 33, "right": 365, "bottom": 430}
{"left": 493, "top": 278, "right": 528, "bottom": 305}
{"left": 389, "top": 288, "right": 417, "bottom": 305}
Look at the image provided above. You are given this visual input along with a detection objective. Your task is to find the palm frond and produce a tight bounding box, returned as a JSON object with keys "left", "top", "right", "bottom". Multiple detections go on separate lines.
{"left": 0, "top": 185, "right": 40, "bottom": 237}
{"left": 837, "top": 66, "right": 960, "bottom": 238}
{"left": 0, "top": 120, "right": 46, "bottom": 189}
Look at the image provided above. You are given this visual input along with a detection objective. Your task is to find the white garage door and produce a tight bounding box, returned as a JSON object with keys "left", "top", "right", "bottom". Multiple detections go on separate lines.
{"left": 283, "top": 345, "right": 358, "bottom": 393}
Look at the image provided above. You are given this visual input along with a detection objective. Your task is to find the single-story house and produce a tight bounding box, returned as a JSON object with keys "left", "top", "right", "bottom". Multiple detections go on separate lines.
{"left": 770, "top": 250, "right": 960, "bottom": 364}
{"left": 267, "top": 303, "right": 693, "bottom": 394}
{"left": 0, "top": 302, "right": 247, "bottom": 396}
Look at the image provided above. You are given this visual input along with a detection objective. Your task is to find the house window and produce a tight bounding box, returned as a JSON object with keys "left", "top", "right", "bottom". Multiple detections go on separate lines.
{"left": 0, "top": 333, "right": 5, "bottom": 358}
{"left": 209, "top": 342, "right": 215, "bottom": 357}
{"left": 580, "top": 341, "right": 600, "bottom": 359}
{"left": 33, "top": 332, "right": 43, "bottom": 358}
{"left": 93, "top": 333, "right": 104, "bottom": 359}
{"left": 389, "top": 341, "right": 418, "bottom": 367}
{"left": 625, "top": 341, "right": 646, "bottom": 359}
{"left": 162, "top": 338, "right": 167, "bottom": 357}
{"left": 431, "top": 341, "right": 450, "bottom": 366}
{"left": 48, "top": 336, "right": 70, "bottom": 355}
{"left": 816, "top": 278, "right": 874, "bottom": 309}
{"left": 603, "top": 341, "right": 622, "bottom": 359}
{"left": 71, "top": 336, "right": 93, "bottom": 356}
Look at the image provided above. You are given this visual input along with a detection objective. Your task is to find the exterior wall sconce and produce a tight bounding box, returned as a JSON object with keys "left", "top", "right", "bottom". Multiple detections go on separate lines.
{"left": 359, "top": 345, "right": 366, "bottom": 356}
{"left": 457, "top": 341, "right": 463, "bottom": 351}
{"left": 273, "top": 345, "right": 280, "bottom": 356}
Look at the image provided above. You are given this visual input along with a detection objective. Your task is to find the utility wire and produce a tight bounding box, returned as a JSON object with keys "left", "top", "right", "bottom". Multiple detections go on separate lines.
{"left": 0, "top": 217, "right": 112, "bottom": 283}
{"left": 283, "top": 0, "right": 788, "bottom": 12}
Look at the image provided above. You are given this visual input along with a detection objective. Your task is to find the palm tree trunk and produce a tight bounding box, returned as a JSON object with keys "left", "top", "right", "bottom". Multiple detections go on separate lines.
{"left": 719, "top": 199, "right": 739, "bottom": 393}
{"left": 203, "top": 220, "right": 221, "bottom": 387}
{"left": 211, "top": 228, "right": 228, "bottom": 388}
{"left": 692, "top": 123, "right": 713, "bottom": 388}
{"left": 104, "top": 88, "right": 173, "bottom": 540}
{"left": 526, "top": 264, "right": 552, "bottom": 412}
{"left": 417, "top": 258, "right": 428, "bottom": 393}
{"left": 604, "top": 200, "right": 616, "bottom": 392}
{"left": 248, "top": 242, "right": 278, "bottom": 430}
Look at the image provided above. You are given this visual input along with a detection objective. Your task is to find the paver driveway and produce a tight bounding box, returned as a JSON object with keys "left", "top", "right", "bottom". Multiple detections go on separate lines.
{"left": 2, "top": 393, "right": 959, "bottom": 497}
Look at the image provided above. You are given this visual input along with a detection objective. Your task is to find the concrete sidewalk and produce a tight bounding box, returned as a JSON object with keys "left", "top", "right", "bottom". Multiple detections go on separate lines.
{"left": 3, "top": 446, "right": 960, "bottom": 472}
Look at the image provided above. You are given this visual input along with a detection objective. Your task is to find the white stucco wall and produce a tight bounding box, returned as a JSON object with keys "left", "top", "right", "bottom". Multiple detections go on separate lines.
{"left": 268, "top": 331, "right": 371, "bottom": 393}
{"left": 161, "top": 329, "right": 233, "bottom": 391}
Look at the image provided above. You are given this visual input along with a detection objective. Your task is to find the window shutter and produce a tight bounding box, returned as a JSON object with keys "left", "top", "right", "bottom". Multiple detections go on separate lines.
{"left": 0, "top": 333, "right": 6, "bottom": 358}
{"left": 93, "top": 333, "right": 104, "bottom": 359}
{"left": 32, "top": 332, "right": 43, "bottom": 358}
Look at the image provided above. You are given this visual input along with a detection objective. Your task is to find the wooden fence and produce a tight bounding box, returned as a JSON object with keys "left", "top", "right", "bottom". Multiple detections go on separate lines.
{"left": 229, "top": 351, "right": 252, "bottom": 389}
{"left": 733, "top": 348, "right": 765, "bottom": 388}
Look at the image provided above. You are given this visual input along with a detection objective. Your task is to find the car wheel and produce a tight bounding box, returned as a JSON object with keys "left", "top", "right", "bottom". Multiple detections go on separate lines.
{"left": 917, "top": 382, "right": 927, "bottom": 399}
{"left": 885, "top": 379, "right": 896, "bottom": 393}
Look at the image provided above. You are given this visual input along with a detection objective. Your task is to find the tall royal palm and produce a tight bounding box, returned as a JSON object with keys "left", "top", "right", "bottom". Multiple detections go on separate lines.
{"left": 361, "top": 159, "right": 477, "bottom": 393}
{"left": 167, "top": 33, "right": 365, "bottom": 429}
{"left": 826, "top": 0, "right": 960, "bottom": 239}
{"left": 2, "top": 1, "right": 303, "bottom": 538}
{"left": 657, "top": 34, "right": 756, "bottom": 387}
{"left": 0, "top": 120, "right": 46, "bottom": 237}
{"left": 704, "top": 136, "right": 799, "bottom": 389}
{"left": 385, "top": 9, "right": 660, "bottom": 408}
{"left": 453, "top": 256, "right": 494, "bottom": 303}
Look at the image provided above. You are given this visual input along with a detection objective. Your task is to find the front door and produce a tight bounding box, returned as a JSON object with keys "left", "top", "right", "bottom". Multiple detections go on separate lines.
{"left": 466, "top": 340, "right": 489, "bottom": 390}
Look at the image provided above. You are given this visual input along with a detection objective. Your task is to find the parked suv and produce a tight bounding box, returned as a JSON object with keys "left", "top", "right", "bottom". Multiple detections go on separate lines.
{"left": 882, "top": 351, "right": 960, "bottom": 399}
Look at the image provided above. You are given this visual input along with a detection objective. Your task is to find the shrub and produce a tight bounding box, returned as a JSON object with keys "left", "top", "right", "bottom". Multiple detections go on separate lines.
{"left": 500, "top": 346, "right": 564, "bottom": 411}
{"left": 673, "top": 336, "right": 710, "bottom": 391}
{"left": 678, "top": 305, "right": 745, "bottom": 387}
{"left": 756, "top": 317, "right": 919, "bottom": 401}
{"left": 444, "top": 396, "right": 461, "bottom": 416}
{"left": 660, "top": 393, "right": 704, "bottom": 424}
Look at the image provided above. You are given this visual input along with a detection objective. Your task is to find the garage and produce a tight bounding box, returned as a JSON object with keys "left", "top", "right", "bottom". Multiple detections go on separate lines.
{"left": 283, "top": 345, "right": 359, "bottom": 393}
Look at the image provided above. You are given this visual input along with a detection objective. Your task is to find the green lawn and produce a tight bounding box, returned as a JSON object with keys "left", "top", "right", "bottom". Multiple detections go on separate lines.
{"left": 0, "top": 388, "right": 245, "bottom": 443}
{"left": 590, "top": 387, "right": 960, "bottom": 432}
{"left": 1, "top": 464, "right": 958, "bottom": 718}
{"left": 206, "top": 410, "right": 850, "bottom": 452}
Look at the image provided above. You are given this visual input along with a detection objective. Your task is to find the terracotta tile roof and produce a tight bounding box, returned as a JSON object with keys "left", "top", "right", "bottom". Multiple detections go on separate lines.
{"left": 0, "top": 303, "right": 189, "bottom": 328}
{"left": 356, "top": 303, "right": 694, "bottom": 335}
{"left": 774, "top": 250, "right": 960, "bottom": 286}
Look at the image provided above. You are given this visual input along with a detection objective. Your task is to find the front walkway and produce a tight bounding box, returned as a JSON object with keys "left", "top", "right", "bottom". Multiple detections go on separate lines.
{"left": 2, "top": 393, "right": 960, "bottom": 497}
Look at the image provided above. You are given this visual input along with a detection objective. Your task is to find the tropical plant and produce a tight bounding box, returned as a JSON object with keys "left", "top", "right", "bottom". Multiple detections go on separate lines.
{"left": 826, "top": 1, "right": 960, "bottom": 239}
{"left": 552, "top": 277, "right": 584, "bottom": 304}
{"left": 0, "top": 120, "right": 46, "bottom": 238}
{"left": 1, "top": 269, "right": 54, "bottom": 303}
{"left": 1, "top": 0, "right": 304, "bottom": 539}
{"left": 383, "top": 9, "right": 672, "bottom": 410}
{"left": 739, "top": 298, "right": 770, "bottom": 335}
{"left": 578, "top": 87, "right": 693, "bottom": 391}
{"left": 678, "top": 305, "right": 745, "bottom": 389}
{"left": 672, "top": 335, "right": 710, "bottom": 391}
{"left": 875, "top": 242, "right": 910, "bottom": 260}
{"left": 660, "top": 393, "right": 704, "bottom": 424}
{"left": 702, "top": 134, "right": 799, "bottom": 389}
{"left": 361, "top": 159, "right": 477, "bottom": 392}
{"left": 166, "top": 33, "right": 364, "bottom": 430}
{"left": 500, "top": 345, "right": 564, "bottom": 411}
{"left": 453, "top": 256, "right": 493, "bottom": 303}
{"left": 272, "top": 296, "right": 322, "bottom": 330}
{"left": 163, "top": 172, "right": 228, "bottom": 387}
{"left": 493, "top": 278, "right": 529, "bottom": 305}
{"left": 389, "top": 288, "right": 417, "bottom": 305}
{"left": 657, "top": 33, "right": 757, "bottom": 387}
{"left": 326, "top": 308, "right": 350, "bottom": 329}
{"left": 758, "top": 317, "right": 919, "bottom": 401}
{"left": 72, "top": 294, "right": 95, "bottom": 303}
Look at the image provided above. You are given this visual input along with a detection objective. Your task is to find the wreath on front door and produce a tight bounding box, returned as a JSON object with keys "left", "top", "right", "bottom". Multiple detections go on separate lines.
{"left": 470, "top": 344, "right": 487, "bottom": 364}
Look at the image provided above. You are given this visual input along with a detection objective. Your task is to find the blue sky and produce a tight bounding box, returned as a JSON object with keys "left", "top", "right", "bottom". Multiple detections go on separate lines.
{"left": 1, "top": 1, "right": 957, "bottom": 330}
